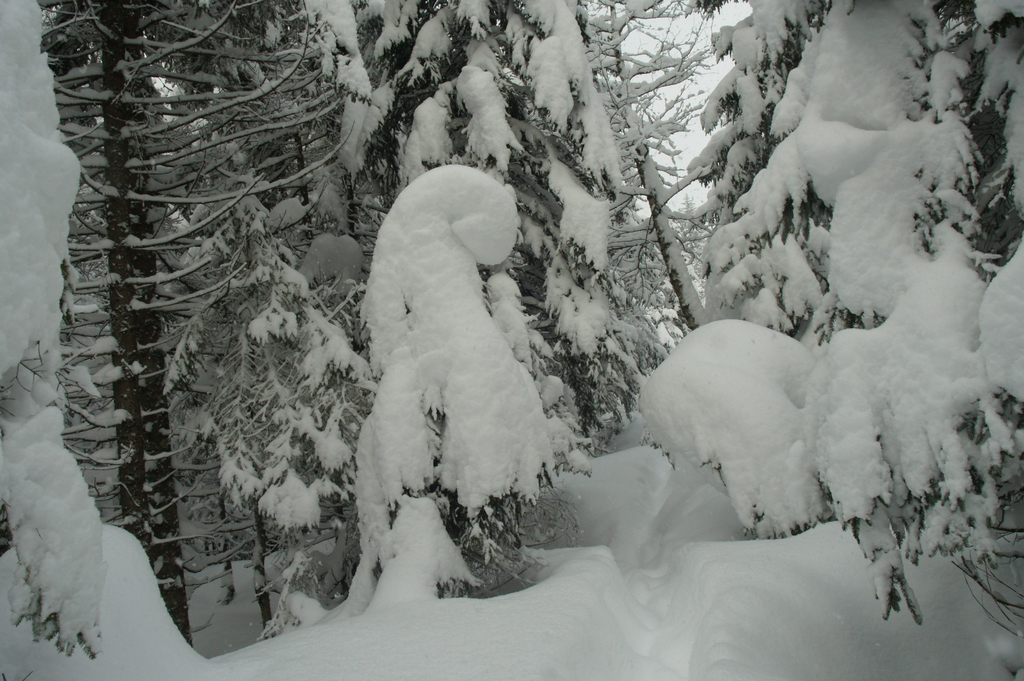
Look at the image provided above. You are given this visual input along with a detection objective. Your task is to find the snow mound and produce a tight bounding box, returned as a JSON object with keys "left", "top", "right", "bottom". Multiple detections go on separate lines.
{"left": 4, "top": 520, "right": 651, "bottom": 681}
{"left": 224, "top": 546, "right": 657, "bottom": 681}
{"left": 562, "top": 449, "right": 1014, "bottom": 681}
{"left": 680, "top": 523, "right": 1012, "bottom": 681}
{"left": 370, "top": 497, "right": 476, "bottom": 610}
{"left": 0, "top": 526, "right": 211, "bottom": 681}
{"left": 558, "top": 446, "right": 746, "bottom": 569}
{"left": 640, "top": 321, "right": 826, "bottom": 536}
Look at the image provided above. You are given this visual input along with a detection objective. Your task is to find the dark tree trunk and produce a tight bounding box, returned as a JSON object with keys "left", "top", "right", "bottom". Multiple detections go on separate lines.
{"left": 98, "top": 0, "right": 191, "bottom": 643}
{"left": 253, "top": 512, "right": 274, "bottom": 629}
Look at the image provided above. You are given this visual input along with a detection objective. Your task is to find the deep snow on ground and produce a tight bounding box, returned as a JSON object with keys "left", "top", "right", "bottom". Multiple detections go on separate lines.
{"left": 2, "top": 443, "right": 1017, "bottom": 680}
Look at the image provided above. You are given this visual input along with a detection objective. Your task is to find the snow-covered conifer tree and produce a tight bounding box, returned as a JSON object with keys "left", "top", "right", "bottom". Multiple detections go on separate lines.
{"left": 192, "top": 196, "right": 371, "bottom": 634}
{"left": 693, "top": 0, "right": 831, "bottom": 334}
{"left": 349, "top": 166, "right": 567, "bottom": 608}
{"left": 642, "top": 0, "right": 1024, "bottom": 625}
{"left": 360, "top": 0, "right": 640, "bottom": 438}
{"left": 946, "top": 0, "right": 1024, "bottom": 629}
{"left": 49, "top": 0, "right": 373, "bottom": 638}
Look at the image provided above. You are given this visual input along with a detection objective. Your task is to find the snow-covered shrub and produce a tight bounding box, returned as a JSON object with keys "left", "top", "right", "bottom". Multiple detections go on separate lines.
{"left": 647, "top": 0, "right": 1024, "bottom": 623}
{"left": 0, "top": 0, "right": 104, "bottom": 656}
{"left": 351, "top": 166, "right": 565, "bottom": 608}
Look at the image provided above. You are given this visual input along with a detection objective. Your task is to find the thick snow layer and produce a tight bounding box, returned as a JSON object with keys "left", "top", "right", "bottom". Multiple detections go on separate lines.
{"left": 545, "top": 253, "right": 610, "bottom": 355}
{"left": 366, "top": 164, "right": 507, "bottom": 358}
{"left": 0, "top": 526, "right": 211, "bottom": 681}
{"left": 810, "top": 243, "right": 988, "bottom": 525}
{"left": 402, "top": 94, "right": 451, "bottom": 181}
{"left": 528, "top": 36, "right": 575, "bottom": 129}
{"left": 704, "top": 0, "right": 977, "bottom": 332}
{"left": 980, "top": 248, "right": 1024, "bottom": 399}
{"left": 648, "top": 230, "right": 990, "bottom": 535}
{"left": 369, "top": 497, "right": 476, "bottom": 610}
{"left": 306, "top": 0, "right": 372, "bottom": 96}
{"left": 560, "top": 446, "right": 746, "bottom": 570}
{"left": 694, "top": 5, "right": 1003, "bottom": 617}
{"left": 640, "top": 320, "right": 826, "bottom": 536}
{"left": 256, "top": 470, "right": 322, "bottom": 529}
{"left": 457, "top": 64, "right": 522, "bottom": 173}
{"left": 517, "top": 0, "right": 620, "bottom": 184}
{"left": 4, "top": 448, "right": 1014, "bottom": 680}
{"left": 487, "top": 271, "right": 537, "bottom": 364}
{"left": 547, "top": 157, "right": 610, "bottom": 271}
{"left": 0, "top": 0, "right": 104, "bottom": 658}
{"left": 764, "top": 2, "right": 992, "bottom": 559}
{"left": 976, "top": 0, "right": 1024, "bottom": 25}
{"left": 361, "top": 169, "right": 544, "bottom": 504}
{"left": 3, "top": 527, "right": 652, "bottom": 681}
{"left": 646, "top": 235, "right": 992, "bottom": 609}
{"left": 226, "top": 546, "right": 656, "bottom": 681}
{"left": 559, "top": 450, "right": 1014, "bottom": 681}
{"left": 403, "top": 10, "right": 452, "bottom": 82}
{"left": 0, "top": 408, "right": 105, "bottom": 654}
{"left": 357, "top": 165, "right": 555, "bottom": 602}
{"left": 0, "top": 0, "right": 80, "bottom": 374}
{"left": 679, "top": 522, "right": 1010, "bottom": 681}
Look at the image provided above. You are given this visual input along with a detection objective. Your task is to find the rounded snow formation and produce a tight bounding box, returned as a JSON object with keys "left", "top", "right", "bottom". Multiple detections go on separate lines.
{"left": 362, "top": 164, "right": 522, "bottom": 368}
{"left": 404, "top": 164, "right": 518, "bottom": 266}
{"left": 639, "top": 320, "right": 826, "bottom": 537}
{"left": 975, "top": 0, "right": 1024, "bottom": 26}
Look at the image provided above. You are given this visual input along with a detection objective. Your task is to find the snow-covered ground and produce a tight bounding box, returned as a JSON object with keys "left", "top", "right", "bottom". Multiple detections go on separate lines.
{"left": 2, "top": 437, "right": 1016, "bottom": 680}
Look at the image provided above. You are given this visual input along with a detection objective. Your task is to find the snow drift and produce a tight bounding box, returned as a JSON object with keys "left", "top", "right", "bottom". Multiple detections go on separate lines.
{"left": 2, "top": 448, "right": 1015, "bottom": 681}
